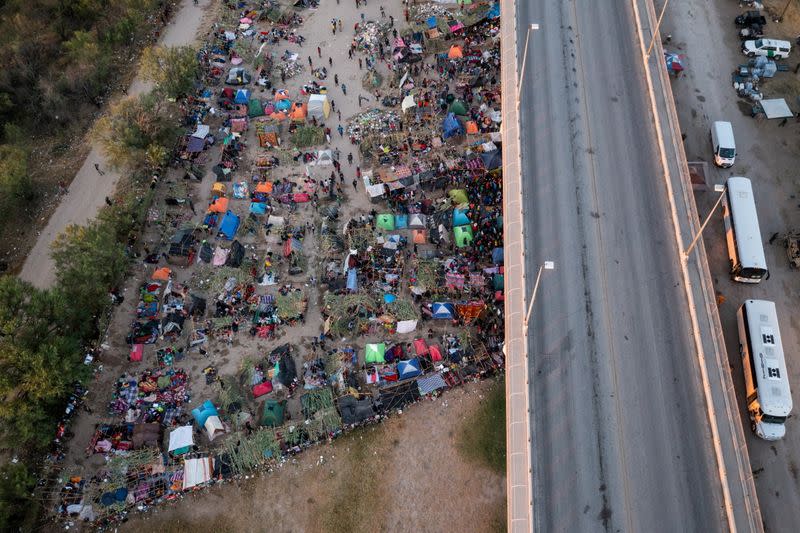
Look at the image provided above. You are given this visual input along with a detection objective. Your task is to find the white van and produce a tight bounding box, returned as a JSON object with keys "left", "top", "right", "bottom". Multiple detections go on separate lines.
{"left": 711, "top": 121, "right": 736, "bottom": 168}
{"left": 742, "top": 38, "right": 791, "bottom": 59}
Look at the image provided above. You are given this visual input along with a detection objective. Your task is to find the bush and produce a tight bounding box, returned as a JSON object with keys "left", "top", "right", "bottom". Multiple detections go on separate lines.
{"left": 141, "top": 45, "right": 199, "bottom": 100}
{"left": 0, "top": 462, "right": 36, "bottom": 530}
{"left": 0, "top": 145, "right": 35, "bottom": 210}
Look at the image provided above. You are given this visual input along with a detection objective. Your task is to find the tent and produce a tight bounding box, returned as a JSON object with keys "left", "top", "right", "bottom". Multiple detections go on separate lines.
{"left": 234, "top": 89, "right": 251, "bottom": 104}
{"left": 448, "top": 99, "right": 468, "bottom": 116}
{"left": 307, "top": 94, "right": 331, "bottom": 120}
{"left": 262, "top": 399, "right": 286, "bottom": 427}
{"left": 412, "top": 229, "right": 427, "bottom": 244}
{"left": 275, "top": 98, "right": 292, "bottom": 111}
{"left": 187, "top": 135, "right": 205, "bottom": 153}
{"left": 442, "top": 113, "right": 463, "bottom": 139}
{"left": 454, "top": 225, "right": 473, "bottom": 247}
{"left": 192, "top": 400, "right": 225, "bottom": 441}
{"left": 183, "top": 457, "right": 214, "bottom": 490}
{"left": 481, "top": 150, "right": 502, "bottom": 170}
{"left": 316, "top": 149, "right": 334, "bottom": 166}
{"left": 253, "top": 381, "right": 273, "bottom": 398}
{"left": 448, "top": 45, "right": 464, "bottom": 59}
{"left": 248, "top": 98, "right": 264, "bottom": 117}
{"left": 290, "top": 102, "right": 307, "bottom": 121}
{"left": 274, "top": 89, "right": 290, "bottom": 100}
{"left": 226, "top": 67, "right": 251, "bottom": 85}
{"left": 208, "top": 197, "right": 229, "bottom": 213}
{"left": 377, "top": 213, "right": 395, "bottom": 230}
{"left": 365, "top": 343, "right": 386, "bottom": 364}
{"left": 431, "top": 302, "right": 455, "bottom": 319}
{"left": 493, "top": 273, "right": 504, "bottom": 291}
{"left": 226, "top": 240, "right": 245, "bottom": 267}
{"left": 192, "top": 124, "right": 210, "bottom": 139}
{"left": 249, "top": 202, "right": 268, "bottom": 215}
{"left": 255, "top": 181, "right": 273, "bottom": 194}
{"left": 491, "top": 247, "right": 504, "bottom": 264}
{"left": 212, "top": 182, "right": 227, "bottom": 195}
{"left": 398, "top": 358, "right": 422, "bottom": 380}
{"left": 152, "top": 267, "right": 171, "bottom": 281}
{"left": 401, "top": 94, "right": 417, "bottom": 113}
{"left": 448, "top": 189, "right": 469, "bottom": 205}
{"left": 408, "top": 213, "right": 427, "bottom": 228}
{"left": 395, "top": 213, "right": 408, "bottom": 229}
{"left": 346, "top": 268, "right": 358, "bottom": 291}
{"left": 427, "top": 16, "right": 437, "bottom": 28}
{"left": 465, "top": 120, "right": 479, "bottom": 134}
{"left": 453, "top": 208, "right": 470, "bottom": 226}
{"left": 219, "top": 211, "right": 240, "bottom": 240}
{"left": 168, "top": 425, "right": 194, "bottom": 455}
{"left": 336, "top": 395, "right": 376, "bottom": 425}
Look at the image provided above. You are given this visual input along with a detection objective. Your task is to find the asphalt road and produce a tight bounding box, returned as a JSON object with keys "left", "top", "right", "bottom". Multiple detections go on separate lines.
{"left": 518, "top": 1, "right": 728, "bottom": 530}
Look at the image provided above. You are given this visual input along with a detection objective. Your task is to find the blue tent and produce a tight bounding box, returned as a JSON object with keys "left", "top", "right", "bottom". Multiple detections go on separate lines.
{"left": 480, "top": 150, "right": 502, "bottom": 170}
{"left": 487, "top": 3, "right": 500, "bottom": 19}
{"left": 384, "top": 293, "right": 397, "bottom": 303}
{"left": 191, "top": 400, "right": 219, "bottom": 428}
{"left": 442, "top": 113, "right": 463, "bottom": 139}
{"left": 491, "top": 247, "right": 504, "bottom": 264}
{"left": 395, "top": 213, "right": 408, "bottom": 229}
{"left": 431, "top": 302, "right": 455, "bottom": 319}
{"left": 219, "top": 210, "right": 240, "bottom": 240}
{"left": 398, "top": 358, "right": 422, "bottom": 380}
{"left": 427, "top": 16, "right": 437, "bottom": 29}
{"left": 275, "top": 98, "right": 292, "bottom": 111}
{"left": 234, "top": 89, "right": 251, "bottom": 104}
{"left": 347, "top": 268, "right": 358, "bottom": 291}
{"left": 249, "top": 202, "right": 267, "bottom": 215}
{"left": 453, "top": 208, "right": 470, "bottom": 226}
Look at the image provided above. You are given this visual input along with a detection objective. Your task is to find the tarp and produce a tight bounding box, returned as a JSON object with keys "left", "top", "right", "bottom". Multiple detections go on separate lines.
{"left": 234, "top": 89, "right": 251, "bottom": 104}
{"left": 759, "top": 98, "right": 793, "bottom": 119}
{"left": 130, "top": 344, "right": 144, "bottom": 361}
{"left": 427, "top": 16, "right": 437, "bottom": 28}
{"left": 168, "top": 425, "right": 194, "bottom": 453}
{"left": 203, "top": 416, "right": 225, "bottom": 441}
{"left": 492, "top": 247, "right": 504, "bottom": 264}
{"left": 493, "top": 273, "right": 504, "bottom": 291}
{"left": 248, "top": 98, "right": 264, "bottom": 117}
{"left": 183, "top": 457, "right": 214, "bottom": 490}
{"left": 448, "top": 189, "right": 469, "bottom": 205}
{"left": 307, "top": 94, "right": 331, "bottom": 120}
{"left": 398, "top": 358, "right": 422, "bottom": 380}
{"left": 413, "top": 338, "right": 430, "bottom": 356}
{"left": 337, "top": 395, "right": 376, "bottom": 425}
{"left": 453, "top": 208, "right": 470, "bottom": 226}
{"left": 442, "top": 112, "right": 463, "bottom": 138}
{"left": 255, "top": 181, "right": 273, "bottom": 194}
{"left": 487, "top": 3, "right": 500, "bottom": 19}
{"left": 365, "top": 343, "right": 386, "bottom": 364}
{"left": 480, "top": 150, "right": 502, "bottom": 170}
{"left": 431, "top": 302, "right": 455, "bottom": 319}
{"left": 377, "top": 213, "right": 395, "bottom": 230}
{"left": 454, "top": 225, "right": 473, "bottom": 247}
{"left": 191, "top": 124, "right": 210, "bottom": 138}
{"left": 187, "top": 136, "right": 205, "bottom": 153}
{"left": 401, "top": 95, "right": 417, "bottom": 113}
{"left": 262, "top": 399, "right": 285, "bottom": 427}
{"left": 448, "top": 99, "right": 467, "bottom": 116}
{"left": 396, "top": 320, "right": 418, "bottom": 334}
{"left": 347, "top": 268, "right": 358, "bottom": 291}
{"left": 219, "top": 211, "right": 240, "bottom": 240}
{"left": 417, "top": 373, "right": 447, "bottom": 395}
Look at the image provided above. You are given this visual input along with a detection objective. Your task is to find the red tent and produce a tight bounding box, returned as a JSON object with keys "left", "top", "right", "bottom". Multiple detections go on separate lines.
{"left": 252, "top": 381, "right": 273, "bottom": 398}
{"left": 413, "top": 338, "right": 430, "bottom": 357}
{"left": 130, "top": 344, "right": 144, "bottom": 362}
{"left": 429, "top": 345, "right": 443, "bottom": 362}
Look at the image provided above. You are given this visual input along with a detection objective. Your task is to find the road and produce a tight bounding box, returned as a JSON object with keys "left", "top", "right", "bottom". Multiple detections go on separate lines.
{"left": 518, "top": 0, "right": 728, "bottom": 530}
{"left": 18, "top": 0, "right": 210, "bottom": 289}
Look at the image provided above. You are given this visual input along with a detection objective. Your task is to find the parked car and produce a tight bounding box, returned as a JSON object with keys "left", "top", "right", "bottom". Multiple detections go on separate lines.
{"left": 742, "top": 38, "right": 791, "bottom": 59}
{"left": 735, "top": 10, "right": 767, "bottom": 28}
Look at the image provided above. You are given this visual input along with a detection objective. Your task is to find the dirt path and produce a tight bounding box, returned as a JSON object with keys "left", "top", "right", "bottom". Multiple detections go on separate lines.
{"left": 18, "top": 0, "right": 215, "bottom": 289}
{"left": 120, "top": 380, "right": 506, "bottom": 533}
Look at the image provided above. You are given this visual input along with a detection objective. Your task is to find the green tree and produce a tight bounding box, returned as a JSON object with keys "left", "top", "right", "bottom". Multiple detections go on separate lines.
{"left": 0, "top": 462, "right": 36, "bottom": 530}
{"left": 94, "top": 92, "right": 179, "bottom": 170}
{"left": 140, "top": 45, "right": 198, "bottom": 100}
{"left": 0, "top": 144, "right": 34, "bottom": 209}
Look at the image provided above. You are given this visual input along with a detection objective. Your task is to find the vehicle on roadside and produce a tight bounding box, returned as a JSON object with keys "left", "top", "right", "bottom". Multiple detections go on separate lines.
{"left": 710, "top": 120, "right": 736, "bottom": 167}
{"left": 736, "top": 299, "right": 792, "bottom": 440}
{"left": 721, "top": 177, "right": 768, "bottom": 283}
{"left": 735, "top": 10, "right": 767, "bottom": 28}
{"left": 742, "top": 38, "right": 791, "bottom": 59}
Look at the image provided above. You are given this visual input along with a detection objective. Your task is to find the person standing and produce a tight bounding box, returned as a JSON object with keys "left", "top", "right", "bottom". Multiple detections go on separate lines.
{"left": 352, "top": 178, "right": 358, "bottom": 190}
{"left": 317, "top": 46, "right": 322, "bottom": 58}
{"left": 308, "top": 56, "right": 313, "bottom": 67}
{"left": 334, "top": 73, "right": 339, "bottom": 86}
{"left": 358, "top": 58, "right": 363, "bottom": 69}
{"left": 94, "top": 163, "right": 105, "bottom": 175}
{"left": 341, "top": 83, "right": 347, "bottom": 95}
{"left": 337, "top": 124, "right": 344, "bottom": 137}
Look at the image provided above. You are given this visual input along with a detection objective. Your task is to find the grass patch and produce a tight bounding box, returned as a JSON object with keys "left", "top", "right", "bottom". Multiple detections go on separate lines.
{"left": 320, "top": 427, "right": 384, "bottom": 533}
{"left": 458, "top": 379, "right": 507, "bottom": 474}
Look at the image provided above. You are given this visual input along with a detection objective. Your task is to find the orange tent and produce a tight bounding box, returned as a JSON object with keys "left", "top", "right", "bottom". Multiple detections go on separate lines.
{"left": 255, "top": 181, "right": 273, "bottom": 194}
{"left": 212, "top": 182, "right": 227, "bottom": 195}
{"left": 412, "top": 229, "right": 427, "bottom": 244}
{"left": 152, "top": 267, "right": 172, "bottom": 281}
{"left": 447, "top": 45, "right": 463, "bottom": 59}
{"left": 274, "top": 89, "right": 290, "bottom": 101}
{"left": 208, "top": 197, "right": 229, "bottom": 213}
{"left": 465, "top": 121, "right": 479, "bottom": 134}
{"left": 290, "top": 102, "right": 308, "bottom": 121}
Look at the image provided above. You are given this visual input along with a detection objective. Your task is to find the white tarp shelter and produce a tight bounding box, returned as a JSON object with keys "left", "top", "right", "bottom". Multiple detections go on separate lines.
{"left": 204, "top": 415, "right": 226, "bottom": 441}
{"left": 308, "top": 94, "right": 331, "bottom": 120}
{"left": 759, "top": 98, "right": 793, "bottom": 119}
{"left": 182, "top": 457, "right": 214, "bottom": 490}
{"left": 401, "top": 95, "right": 417, "bottom": 113}
{"left": 192, "top": 124, "right": 210, "bottom": 139}
{"left": 396, "top": 320, "right": 418, "bottom": 334}
{"left": 168, "top": 425, "right": 194, "bottom": 453}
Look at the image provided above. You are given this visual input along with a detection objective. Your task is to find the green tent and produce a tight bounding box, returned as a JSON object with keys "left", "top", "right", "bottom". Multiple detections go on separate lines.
{"left": 262, "top": 399, "right": 286, "bottom": 427}
{"left": 365, "top": 343, "right": 386, "bottom": 364}
{"left": 448, "top": 189, "right": 469, "bottom": 205}
{"left": 376, "top": 214, "right": 395, "bottom": 231}
{"left": 248, "top": 98, "right": 264, "bottom": 117}
{"left": 448, "top": 100, "right": 468, "bottom": 116}
{"left": 454, "top": 225, "right": 474, "bottom": 248}
{"left": 493, "top": 273, "right": 504, "bottom": 291}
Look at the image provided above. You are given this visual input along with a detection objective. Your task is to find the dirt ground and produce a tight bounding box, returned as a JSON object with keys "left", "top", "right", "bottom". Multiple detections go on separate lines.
{"left": 118, "top": 380, "right": 506, "bottom": 533}
{"left": 662, "top": 0, "right": 800, "bottom": 530}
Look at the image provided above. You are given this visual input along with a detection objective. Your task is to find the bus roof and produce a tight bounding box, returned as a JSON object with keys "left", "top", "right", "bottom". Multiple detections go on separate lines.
{"left": 743, "top": 299, "right": 792, "bottom": 416}
{"left": 726, "top": 177, "right": 767, "bottom": 271}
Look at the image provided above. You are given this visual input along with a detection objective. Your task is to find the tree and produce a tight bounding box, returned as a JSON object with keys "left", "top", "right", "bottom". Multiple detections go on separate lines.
{"left": 140, "top": 45, "right": 198, "bottom": 100}
{"left": 0, "top": 145, "right": 35, "bottom": 210}
{"left": 94, "top": 92, "right": 180, "bottom": 170}
{"left": 0, "top": 462, "right": 36, "bottom": 530}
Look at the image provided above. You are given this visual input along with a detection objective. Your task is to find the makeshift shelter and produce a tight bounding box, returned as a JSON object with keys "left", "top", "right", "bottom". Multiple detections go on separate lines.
{"left": 448, "top": 45, "right": 464, "bottom": 59}
{"left": 168, "top": 425, "right": 194, "bottom": 455}
{"left": 365, "top": 343, "right": 386, "bottom": 364}
{"left": 448, "top": 189, "right": 469, "bottom": 205}
{"left": 480, "top": 150, "right": 502, "bottom": 170}
{"left": 431, "top": 302, "right": 455, "bottom": 319}
{"left": 448, "top": 99, "right": 468, "bottom": 116}
{"left": 219, "top": 211, "right": 241, "bottom": 240}
{"left": 376, "top": 214, "right": 395, "bottom": 230}
{"left": 401, "top": 95, "right": 417, "bottom": 113}
{"left": 192, "top": 400, "right": 225, "bottom": 441}
{"left": 454, "top": 225, "right": 473, "bottom": 247}
{"left": 290, "top": 102, "right": 308, "bottom": 121}
{"left": 336, "top": 395, "right": 376, "bottom": 425}
{"left": 442, "top": 113, "right": 464, "bottom": 139}
{"left": 378, "top": 381, "right": 420, "bottom": 412}
{"left": 248, "top": 98, "right": 264, "bottom": 117}
{"left": 398, "top": 358, "right": 422, "bottom": 380}
{"left": 261, "top": 399, "right": 286, "bottom": 427}
{"left": 226, "top": 67, "right": 251, "bottom": 85}
{"left": 183, "top": 457, "right": 214, "bottom": 490}
{"left": 234, "top": 89, "right": 251, "bottom": 104}
{"left": 307, "top": 94, "right": 331, "bottom": 120}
